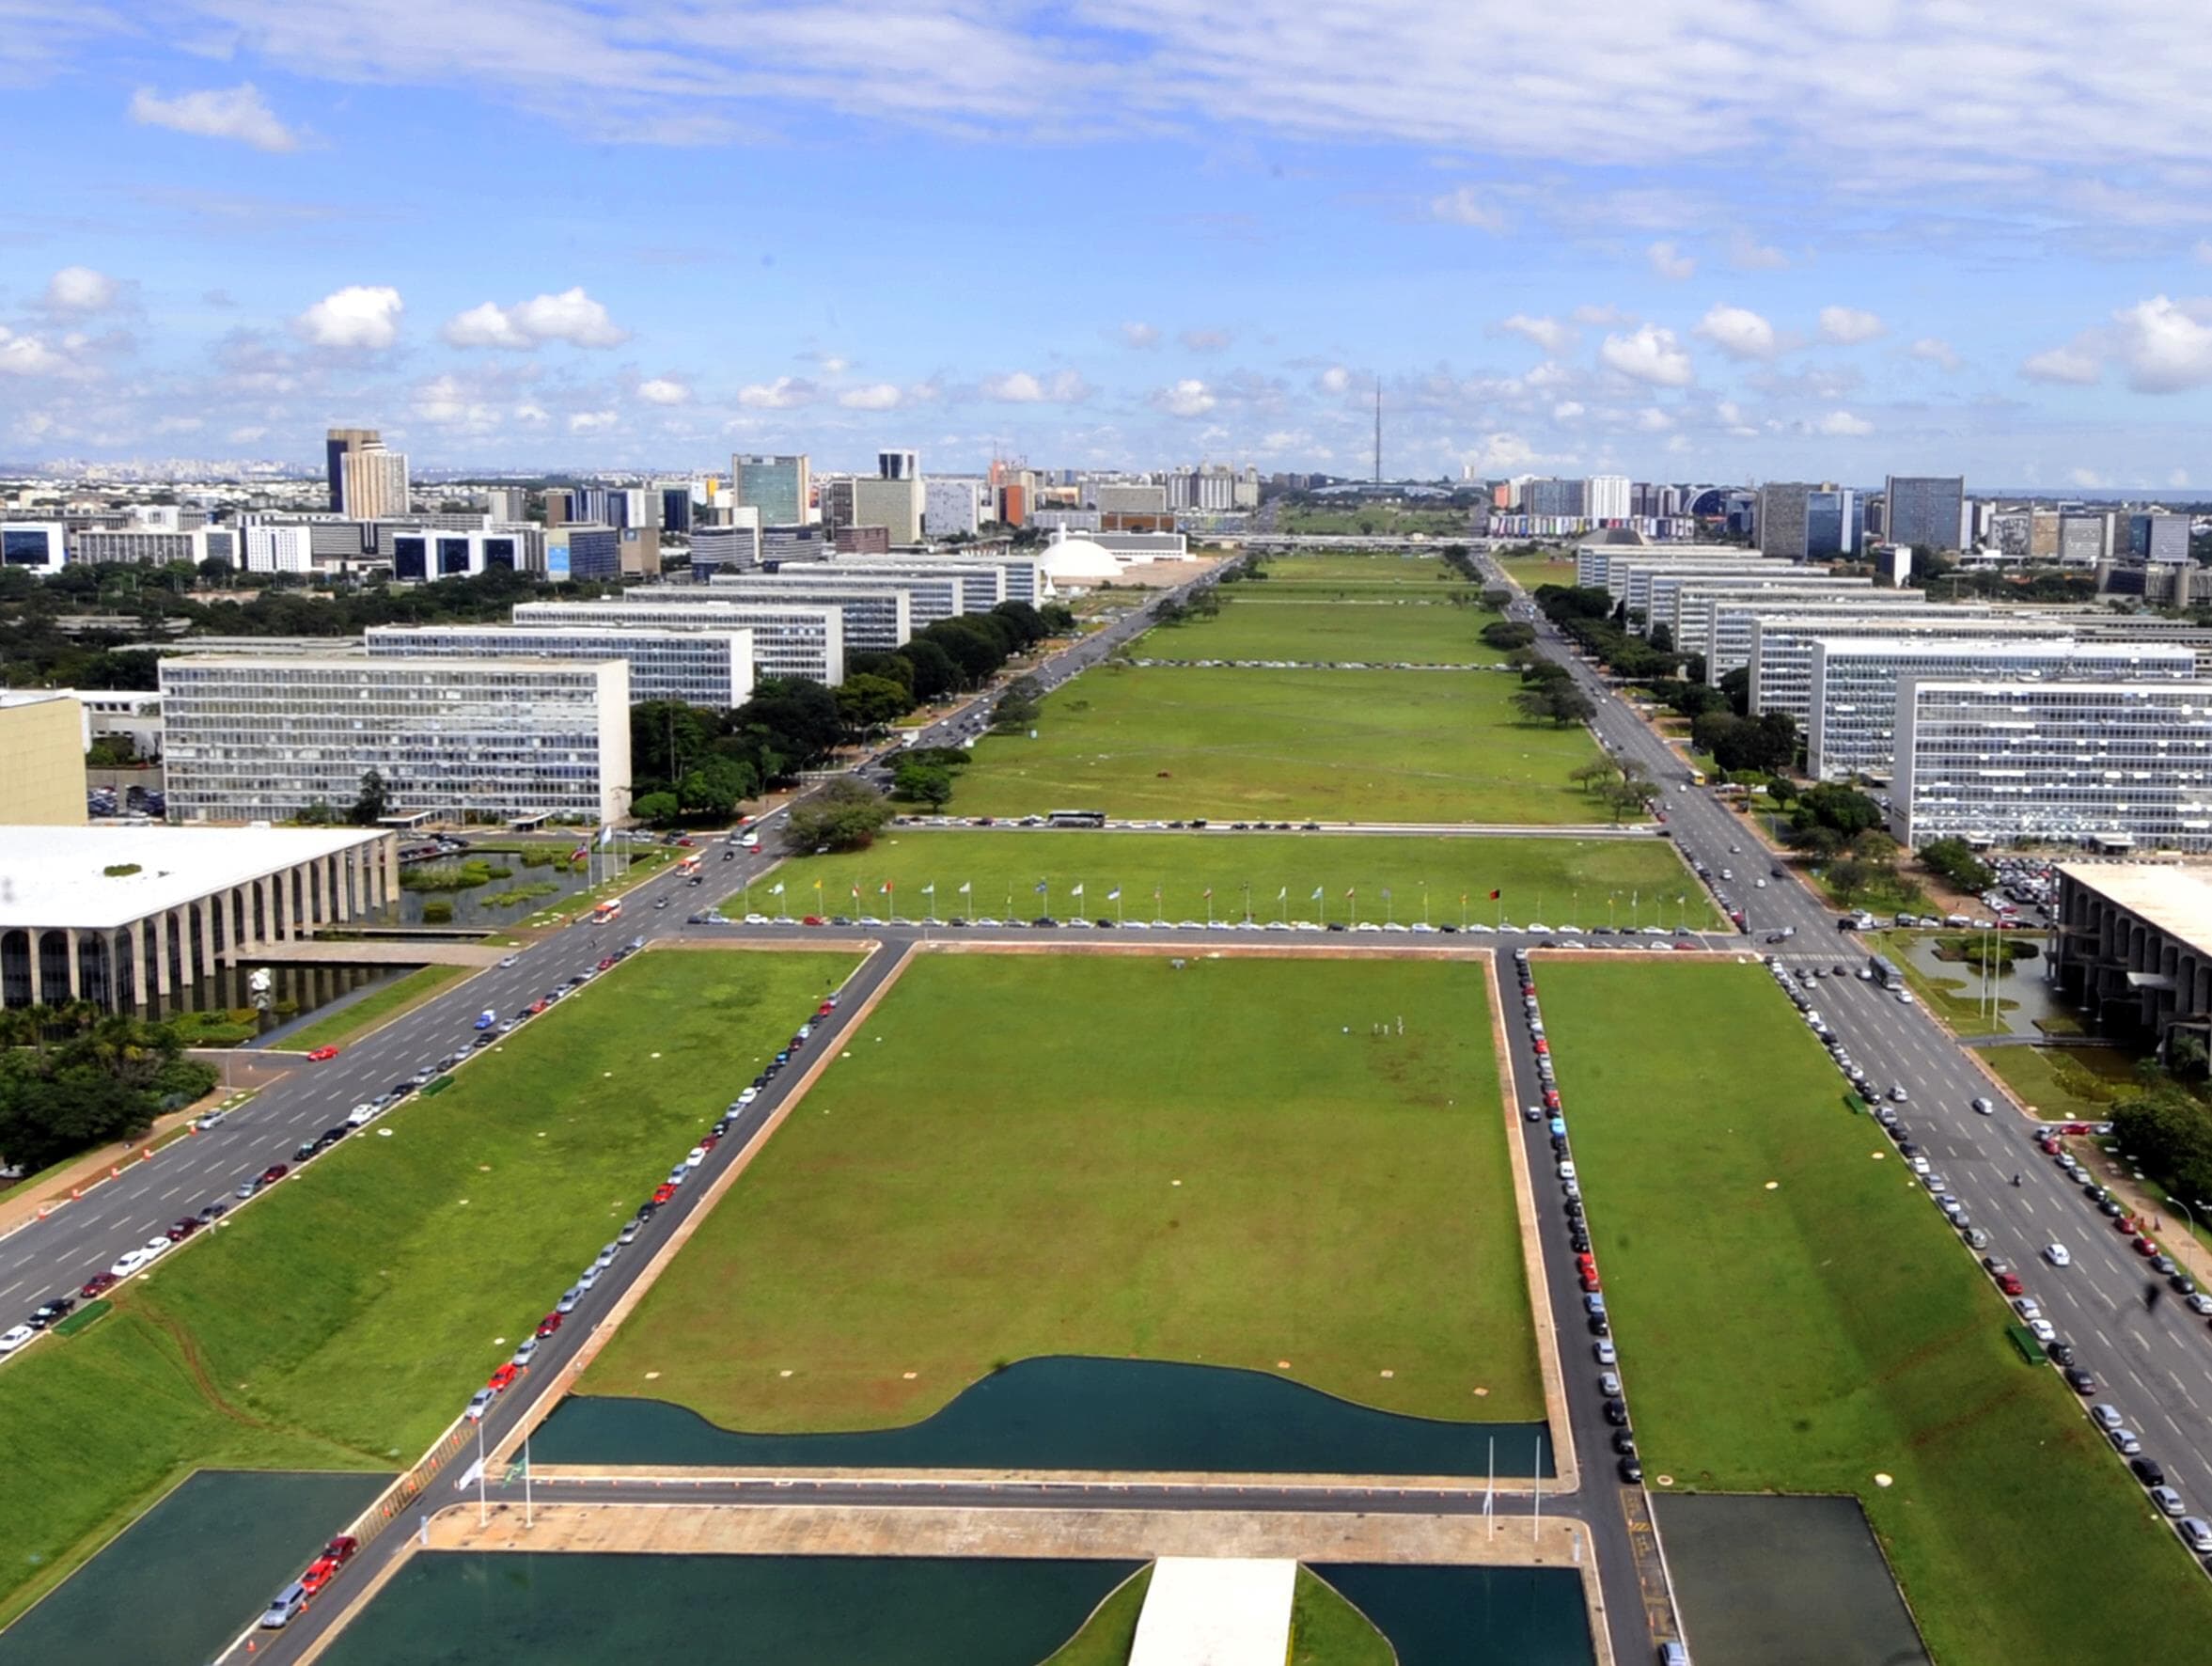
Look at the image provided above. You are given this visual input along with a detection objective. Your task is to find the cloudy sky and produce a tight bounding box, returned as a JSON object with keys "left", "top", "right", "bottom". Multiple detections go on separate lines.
{"left": 6, "top": 0, "right": 2212, "bottom": 487}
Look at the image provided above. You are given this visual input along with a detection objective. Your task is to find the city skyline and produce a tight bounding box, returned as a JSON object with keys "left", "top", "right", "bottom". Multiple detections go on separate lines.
{"left": 6, "top": 3, "right": 2212, "bottom": 484}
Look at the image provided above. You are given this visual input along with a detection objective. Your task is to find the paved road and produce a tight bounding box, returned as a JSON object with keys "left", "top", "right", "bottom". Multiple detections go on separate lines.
{"left": 1491, "top": 558, "right": 2212, "bottom": 1522}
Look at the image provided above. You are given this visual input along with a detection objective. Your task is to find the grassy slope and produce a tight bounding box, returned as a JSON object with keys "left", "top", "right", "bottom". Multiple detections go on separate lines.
{"left": 742, "top": 830, "right": 1721, "bottom": 931}
{"left": 279, "top": 964, "right": 470, "bottom": 1053}
{"left": 1974, "top": 1045, "right": 2139, "bottom": 1122}
{"left": 946, "top": 667, "right": 1609, "bottom": 825}
{"left": 584, "top": 954, "right": 1538, "bottom": 1429}
{"left": 1291, "top": 1568, "right": 1399, "bottom": 1665}
{"left": 1037, "top": 1566, "right": 1153, "bottom": 1666}
{"left": 1539, "top": 959, "right": 2212, "bottom": 1666}
{"left": 1496, "top": 553, "right": 1579, "bottom": 589}
{"left": 0, "top": 949, "right": 856, "bottom": 1627}
{"left": 1146, "top": 599, "right": 1504, "bottom": 664}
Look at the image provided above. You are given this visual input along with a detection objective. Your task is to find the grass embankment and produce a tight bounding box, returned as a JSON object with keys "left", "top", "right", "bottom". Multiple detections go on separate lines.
{"left": 1538, "top": 959, "right": 2212, "bottom": 1665}
{"left": 1277, "top": 509, "right": 1474, "bottom": 538}
{"left": 278, "top": 964, "right": 471, "bottom": 1053}
{"left": 1038, "top": 1566, "right": 1153, "bottom": 1665}
{"left": 1975, "top": 1044, "right": 2141, "bottom": 1122}
{"left": 1496, "top": 552, "right": 1578, "bottom": 589}
{"left": 946, "top": 667, "right": 1614, "bottom": 825}
{"left": 0, "top": 949, "right": 858, "bottom": 1628}
{"left": 742, "top": 829, "right": 1720, "bottom": 931}
{"left": 1145, "top": 596, "right": 1504, "bottom": 664}
{"left": 584, "top": 953, "right": 1538, "bottom": 1430}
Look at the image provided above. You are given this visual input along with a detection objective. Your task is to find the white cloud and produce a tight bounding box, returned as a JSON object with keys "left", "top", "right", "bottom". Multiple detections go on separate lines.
{"left": 2173, "top": 468, "right": 2193, "bottom": 489}
{"left": 1647, "top": 241, "right": 1695, "bottom": 281}
{"left": 2111, "top": 294, "right": 2212, "bottom": 393}
{"left": 1910, "top": 337, "right": 1962, "bottom": 370}
{"left": 1551, "top": 401, "right": 1585, "bottom": 421}
{"left": 1429, "top": 185, "right": 1507, "bottom": 230}
{"left": 413, "top": 372, "right": 501, "bottom": 432}
{"left": 40, "top": 266, "right": 121, "bottom": 314}
{"left": 569, "top": 410, "right": 617, "bottom": 434}
{"left": 1600, "top": 323, "right": 1694, "bottom": 386}
{"left": 1461, "top": 432, "right": 1571, "bottom": 474}
{"left": 980, "top": 369, "right": 1089, "bottom": 402}
{"left": 636, "top": 376, "right": 691, "bottom": 405}
{"left": 1818, "top": 306, "right": 1885, "bottom": 344}
{"left": 839, "top": 383, "right": 903, "bottom": 410}
{"left": 0, "top": 326, "right": 72, "bottom": 378}
{"left": 2020, "top": 343, "right": 2102, "bottom": 385}
{"left": 1635, "top": 406, "right": 1674, "bottom": 432}
{"left": 1317, "top": 365, "right": 1352, "bottom": 395}
{"left": 1729, "top": 231, "right": 1789, "bottom": 270}
{"left": 2070, "top": 467, "right": 2110, "bottom": 489}
{"left": 1694, "top": 304, "right": 1778, "bottom": 360}
{"left": 1715, "top": 400, "right": 1757, "bottom": 436}
{"left": 1152, "top": 378, "right": 1216, "bottom": 417}
{"left": 128, "top": 84, "right": 300, "bottom": 152}
{"left": 1120, "top": 322, "right": 1160, "bottom": 349}
{"left": 1817, "top": 409, "right": 1874, "bottom": 436}
{"left": 1179, "top": 328, "right": 1232, "bottom": 352}
{"left": 442, "top": 288, "right": 627, "bottom": 349}
{"left": 227, "top": 425, "right": 268, "bottom": 445}
{"left": 737, "top": 376, "right": 815, "bottom": 409}
{"left": 292, "top": 285, "right": 402, "bottom": 351}
{"left": 151, "top": 416, "right": 203, "bottom": 435}
{"left": 1499, "top": 313, "right": 1574, "bottom": 354}
{"left": 1572, "top": 304, "right": 1632, "bottom": 326}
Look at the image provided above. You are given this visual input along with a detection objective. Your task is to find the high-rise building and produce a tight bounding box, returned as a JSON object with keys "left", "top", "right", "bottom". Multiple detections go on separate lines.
{"left": 659, "top": 486, "right": 694, "bottom": 535}
{"left": 1883, "top": 476, "right": 1967, "bottom": 552}
{"left": 1757, "top": 482, "right": 1815, "bottom": 559}
{"left": 1526, "top": 478, "right": 1586, "bottom": 519}
{"left": 877, "top": 448, "right": 919, "bottom": 481}
{"left": 479, "top": 486, "right": 529, "bottom": 521}
{"left": 923, "top": 479, "right": 984, "bottom": 539}
{"left": 325, "top": 428, "right": 379, "bottom": 512}
{"left": 338, "top": 441, "right": 410, "bottom": 520}
{"left": 0, "top": 693, "right": 88, "bottom": 825}
{"left": 366, "top": 624, "right": 755, "bottom": 710}
{"left": 730, "top": 455, "right": 810, "bottom": 527}
{"left": 161, "top": 656, "right": 633, "bottom": 825}
{"left": 694, "top": 574, "right": 918, "bottom": 646}
{"left": 544, "top": 524, "right": 620, "bottom": 583}
{"left": 1586, "top": 476, "right": 1632, "bottom": 521}
{"left": 851, "top": 477, "right": 922, "bottom": 544}
{"left": 514, "top": 600, "right": 843, "bottom": 684}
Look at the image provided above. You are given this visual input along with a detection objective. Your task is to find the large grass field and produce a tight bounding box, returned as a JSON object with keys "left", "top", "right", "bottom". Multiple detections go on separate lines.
{"left": 1144, "top": 598, "right": 1504, "bottom": 664}
{"left": 946, "top": 667, "right": 1614, "bottom": 825}
{"left": 1495, "top": 551, "right": 1578, "bottom": 589}
{"left": 1974, "top": 1043, "right": 2140, "bottom": 1121}
{"left": 1537, "top": 959, "right": 2212, "bottom": 1665}
{"left": 0, "top": 949, "right": 856, "bottom": 1627}
{"left": 739, "top": 830, "right": 1720, "bottom": 931}
{"left": 1257, "top": 552, "right": 1468, "bottom": 587}
{"left": 583, "top": 953, "right": 1539, "bottom": 1429}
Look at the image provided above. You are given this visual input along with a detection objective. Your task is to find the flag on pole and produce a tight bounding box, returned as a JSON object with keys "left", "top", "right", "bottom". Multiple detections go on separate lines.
{"left": 880, "top": 880, "right": 893, "bottom": 894}
{"left": 1310, "top": 886, "right": 1324, "bottom": 900}
{"left": 1106, "top": 887, "right": 1122, "bottom": 900}
{"left": 1201, "top": 887, "right": 1213, "bottom": 899}
{"left": 769, "top": 882, "right": 785, "bottom": 895}
{"left": 958, "top": 881, "right": 972, "bottom": 893}
{"left": 921, "top": 883, "right": 935, "bottom": 895}
{"left": 1277, "top": 887, "right": 1287, "bottom": 901}
{"left": 598, "top": 824, "right": 616, "bottom": 848}
{"left": 570, "top": 843, "right": 589, "bottom": 863}
{"left": 1033, "top": 879, "right": 1048, "bottom": 894}
{"left": 1345, "top": 887, "right": 1356, "bottom": 898}
{"left": 1071, "top": 883, "right": 1085, "bottom": 897}
{"left": 851, "top": 883, "right": 860, "bottom": 899}
{"left": 1488, "top": 888, "right": 1501, "bottom": 900}
{"left": 1381, "top": 887, "right": 1392, "bottom": 899}
{"left": 812, "top": 878, "right": 824, "bottom": 891}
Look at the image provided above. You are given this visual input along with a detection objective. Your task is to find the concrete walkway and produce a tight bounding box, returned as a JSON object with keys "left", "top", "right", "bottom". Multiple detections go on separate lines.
{"left": 1130, "top": 1558, "right": 1294, "bottom": 1666}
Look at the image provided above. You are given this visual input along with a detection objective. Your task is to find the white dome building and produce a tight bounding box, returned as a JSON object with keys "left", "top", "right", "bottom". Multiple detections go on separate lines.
{"left": 1035, "top": 527, "right": 1125, "bottom": 590}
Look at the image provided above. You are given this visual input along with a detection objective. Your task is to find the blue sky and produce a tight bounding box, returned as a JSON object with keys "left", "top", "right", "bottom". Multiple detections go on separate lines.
{"left": 6, "top": 0, "right": 2212, "bottom": 487}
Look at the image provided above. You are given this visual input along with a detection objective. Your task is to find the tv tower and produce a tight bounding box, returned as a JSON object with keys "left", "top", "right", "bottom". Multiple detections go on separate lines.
{"left": 1373, "top": 376, "right": 1382, "bottom": 484}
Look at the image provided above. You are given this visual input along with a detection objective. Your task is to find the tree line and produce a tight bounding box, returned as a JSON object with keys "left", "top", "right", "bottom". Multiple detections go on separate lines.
{"left": 0, "top": 1007, "right": 218, "bottom": 1173}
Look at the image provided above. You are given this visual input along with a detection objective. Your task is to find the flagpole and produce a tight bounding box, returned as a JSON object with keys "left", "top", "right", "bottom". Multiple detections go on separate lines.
{"left": 1422, "top": 883, "right": 1430, "bottom": 927}
{"left": 1533, "top": 1432, "right": 1543, "bottom": 1543}
{"left": 1486, "top": 1436, "right": 1495, "bottom": 1542}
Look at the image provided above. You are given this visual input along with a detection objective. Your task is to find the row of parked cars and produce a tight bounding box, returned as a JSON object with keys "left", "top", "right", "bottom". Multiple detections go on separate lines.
{"left": 1511, "top": 947, "right": 1645, "bottom": 1487}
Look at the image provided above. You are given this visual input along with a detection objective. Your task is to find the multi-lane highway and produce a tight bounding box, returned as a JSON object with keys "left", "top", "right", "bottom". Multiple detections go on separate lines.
{"left": 1496, "top": 558, "right": 2212, "bottom": 1520}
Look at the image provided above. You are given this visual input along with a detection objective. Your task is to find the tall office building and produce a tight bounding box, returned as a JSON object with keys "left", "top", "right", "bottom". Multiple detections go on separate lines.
{"left": 877, "top": 448, "right": 919, "bottom": 481}
{"left": 366, "top": 624, "right": 754, "bottom": 710}
{"left": 1526, "top": 478, "right": 1587, "bottom": 519}
{"left": 852, "top": 477, "right": 923, "bottom": 544}
{"left": 1586, "top": 476, "right": 1632, "bottom": 522}
{"left": 338, "top": 441, "right": 410, "bottom": 521}
{"left": 325, "top": 428, "right": 380, "bottom": 513}
{"left": 731, "top": 455, "right": 810, "bottom": 527}
{"left": 1883, "top": 476, "right": 1967, "bottom": 552}
{"left": 514, "top": 600, "right": 844, "bottom": 685}
{"left": 1757, "top": 482, "right": 1815, "bottom": 559}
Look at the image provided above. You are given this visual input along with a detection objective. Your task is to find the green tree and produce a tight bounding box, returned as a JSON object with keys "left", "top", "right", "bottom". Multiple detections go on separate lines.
{"left": 633, "top": 791, "right": 681, "bottom": 825}
{"left": 784, "top": 778, "right": 893, "bottom": 852}
{"left": 678, "top": 755, "right": 755, "bottom": 819}
{"left": 349, "top": 767, "right": 390, "bottom": 825}
{"left": 836, "top": 673, "right": 913, "bottom": 734}
{"left": 1921, "top": 837, "right": 1997, "bottom": 894}
{"left": 892, "top": 761, "right": 955, "bottom": 809}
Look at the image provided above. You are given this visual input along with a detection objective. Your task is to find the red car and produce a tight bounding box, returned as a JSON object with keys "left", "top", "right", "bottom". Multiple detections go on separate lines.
{"left": 802, "top": 915, "right": 826, "bottom": 927}
{"left": 1533, "top": 1038, "right": 1550, "bottom": 1056}
{"left": 823, "top": 993, "right": 839, "bottom": 1009}
{"left": 301, "top": 1555, "right": 341, "bottom": 1596}
{"left": 487, "top": 1363, "right": 520, "bottom": 1392}
{"left": 165, "top": 1217, "right": 200, "bottom": 1242}
{"left": 323, "top": 1535, "right": 358, "bottom": 1565}
{"left": 698, "top": 1135, "right": 719, "bottom": 1153}
{"left": 817, "top": 1002, "right": 835, "bottom": 1017}
{"left": 597, "top": 956, "right": 617, "bottom": 971}
{"left": 2117, "top": 1215, "right": 2139, "bottom": 1234}
{"left": 1997, "top": 1272, "right": 2025, "bottom": 1296}
{"left": 2061, "top": 1122, "right": 2093, "bottom": 1136}
{"left": 78, "top": 1271, "right": 118, "bottom": 1300}
{"left": 2134, "top": 1235, "right": 2159, "bottom": 1258}
{"left": 1543, "top": 1089, "right": 1561, "bottom": 1109}
{"left": 535, "top": 1312, "right": 565, "bottom": 1339}
{"left": 1579, "top": 1269, "right": 1602, "bottom": 1293}
{"left": 651, "top": 1183, "right": 678, "bottom": 1205}
{"left": 306, "top": 1045, "right": 340, "bottom": 1062}
{"left": 529, "top": 998, "right": 550, "bottom": 1014}
{"left": 259, "top": 1163, "right": 290, "bottom": 1187}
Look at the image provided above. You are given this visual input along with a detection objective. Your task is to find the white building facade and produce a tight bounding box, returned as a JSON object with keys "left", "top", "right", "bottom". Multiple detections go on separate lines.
{"left": 365, "top": 624, "right": 756, "bottom": 709}
{"left": 514, "top": 600, "right": 844, "bottom": 685}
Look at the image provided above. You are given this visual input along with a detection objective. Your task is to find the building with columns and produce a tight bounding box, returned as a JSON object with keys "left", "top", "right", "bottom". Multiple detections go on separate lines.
{"left": 2049, "top": 864, "right": 2212, "bottom": 1057}
{"left": 0, "top": 825, "right": 399, "bottom": 1012}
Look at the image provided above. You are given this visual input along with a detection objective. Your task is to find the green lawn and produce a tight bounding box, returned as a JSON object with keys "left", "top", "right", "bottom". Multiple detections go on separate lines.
{"left": 1538, "top": 960, "right": 2212, "bottom": 1666}
{"left": 1257, "top": 552, "right": 1467, "bottom": 587}
{"left": 1974, "top": 1045, "right": 2141, "bottom": 1121}
{"left": 1037, "top": 1565, "right": 1389, "bottom": 1666}
{"left": 1495, "top": 552, "right": 1578, "bottom": 589}
{"left": 583, "top": 953, "right": 1539, "bottom": 1429}
{"left": 738, "top": 830, "right": 1720, "bottom": 931}
{"left": 1144, "top": 597, "right": 1505, "bottom": 664}
{"left": 1039, "top": 1567, "right": 1152, "bottom": 1666}
{"left": 946, "top": 667, "right": 1614, "bottom": 825}
{"left": 279, "top": 964, "right": 470, "bottom": 1052}
{"left": 0, "top": 949, "right": 857, "bottom": 1628}
{"left": 1277, "top": 508, "right": 1475, "bottom": 538}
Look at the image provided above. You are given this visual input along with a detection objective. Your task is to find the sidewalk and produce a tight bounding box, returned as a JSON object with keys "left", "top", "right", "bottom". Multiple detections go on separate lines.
{"left": 2064, "top": 1137, "right": 2212, "bottom": 1293}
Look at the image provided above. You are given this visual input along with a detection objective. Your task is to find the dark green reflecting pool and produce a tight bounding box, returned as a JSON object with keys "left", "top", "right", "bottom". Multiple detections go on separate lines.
{"left": 1316, "top": 1564, "right": 1597, "bottom": 1666}
{"left": 0, "top": 1469, "right": 390, "bottom": 1666}
{"left": 316, "top": 1553, "right": 1142, "bottom": 1666}
{"left": 539, "top": 1357, "right": 1551, "bottom": 1476}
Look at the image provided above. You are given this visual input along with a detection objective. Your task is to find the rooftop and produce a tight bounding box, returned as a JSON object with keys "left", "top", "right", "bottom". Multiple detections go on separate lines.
{"left": 2061, "top": 864, "right": 2212, "bottom": 959}
{"left": 0, "top": 824, "right": 387, "bottom": 930}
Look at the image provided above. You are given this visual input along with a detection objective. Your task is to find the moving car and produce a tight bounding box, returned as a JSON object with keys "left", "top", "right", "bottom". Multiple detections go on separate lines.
{"left": 306, "top": 1045, "right": 339, "bottom": 1062}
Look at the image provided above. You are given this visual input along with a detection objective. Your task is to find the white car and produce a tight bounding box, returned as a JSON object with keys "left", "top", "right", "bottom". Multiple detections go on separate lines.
{"left": 737, "top": 1087, "right": 760, "bottom": 1106}
{"left": 685, "top": 1146, "right": 708, "bottom": 1169}
{"left": 2044, "top": 1243, "right": 2072, "bottom": 1267}
{"left": 498, "top": 955, "right": 520, "bottom": 968}
{"left": 109, "top": 1239, "right": 169, "bottom": 1279}
{"left": 2028, "top": 1318, "right": 2057, "bottom": 1343}
{"left": 2012, "top": 1296, "right": 2042, "bottom": 1321}
{"left": 0, "top": 1324, "right": 35, "bottom": 1356}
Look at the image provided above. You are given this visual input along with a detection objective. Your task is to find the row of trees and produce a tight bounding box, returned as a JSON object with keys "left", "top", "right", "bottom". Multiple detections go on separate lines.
{"left": 1511, "top": 658, "right": 1597, "bottom": 727}
{"left": 1568, "top": 756, "right": 1662, "bottom": 821}
{"left": 1530, "top": 585, "right": 1693, "bottom": 684}
{"left": 0, "top": 1007, "right": 218, "bottom": 1172}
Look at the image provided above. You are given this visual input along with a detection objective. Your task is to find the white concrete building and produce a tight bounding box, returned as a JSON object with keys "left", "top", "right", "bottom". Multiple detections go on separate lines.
{"left": 1896, "top": 680, "right": 2212, "bottom": 852}
{"left": 1586, "top": 475, "right": 1632, "bottom": 521}
{"left": 243, "top": 525, "right": 315, "bottom": 574}
{"left": 160, "top": 655, "right": 631, "bottom": 825}
{"left": 0, "top": 825, "right": 399, "bottom": 1011}
{"left": 514, "top": 600, "right": 844, "bottom": 685}
{"left": 339, "top": 441, "right": 410, "bottom": 520}
{"left": 1808, "top": 636, "right": 2199, "bottom": 781}
{"left": 684, "top": 575, "right": 913, "bottom": 649}
{"left": 1654, "top": 574, "right": 1875, "bottom": 652}
{"left": 365, "top": 623, "right": 756, "bottom": 710}
{"left": 1745, "top": 611, "right": 2047, "bottom": 717}
{"left": 71, "top": 527, "right": 237, "bottom": 567}
{"left": 823, "top": 557, "right": 1006, "bottom": 615}
{"left": 0, "top": 523, "right": 67, "bottom": 575}
{"left": 922, "top": 479, "right": 984, "bottom": 539}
